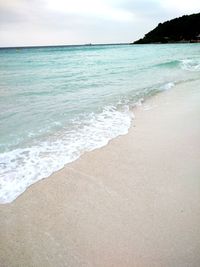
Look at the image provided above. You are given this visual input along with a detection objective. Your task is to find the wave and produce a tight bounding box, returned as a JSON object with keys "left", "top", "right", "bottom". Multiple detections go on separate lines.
{"left": 180, "top": 59, "right": 200, "bottom": 72}
{"left": 129, "top": 81, "right": 175, "bottom": 101}
{"left": 154, "top": 60, "right": 180, "bottom": 68}
{"left": 160, "top": 82, "right": 175, "bottom": 90}
{"left": 0, "top": 105, "right": 133, "bottom": 204}
{"left": 154, "top": 59, "right": 200, "bottom": 72}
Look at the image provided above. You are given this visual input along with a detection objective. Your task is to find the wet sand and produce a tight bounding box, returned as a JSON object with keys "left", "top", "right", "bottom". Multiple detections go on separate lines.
{"left": 0, "top": 80, "right": 200, "bottom": 267}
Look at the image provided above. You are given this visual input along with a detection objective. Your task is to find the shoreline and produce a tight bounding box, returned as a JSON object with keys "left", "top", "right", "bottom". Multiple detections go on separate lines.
{"left": 1, "top": 80, "right": 200, "bottom": 266}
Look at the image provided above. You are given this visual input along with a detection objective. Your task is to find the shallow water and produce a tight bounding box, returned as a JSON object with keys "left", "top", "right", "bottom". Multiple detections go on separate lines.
{"left": 0, "top": 43, "right": 200, "bottom": 203}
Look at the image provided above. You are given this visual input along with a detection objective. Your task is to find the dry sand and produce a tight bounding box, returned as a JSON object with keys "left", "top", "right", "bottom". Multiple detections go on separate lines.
{"left": 0, "top": 80, "right": 200, "bottom": 267}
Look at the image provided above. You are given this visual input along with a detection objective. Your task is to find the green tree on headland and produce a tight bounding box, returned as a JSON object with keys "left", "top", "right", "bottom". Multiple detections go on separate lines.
{"left": 133, "top": 13, "right": 200, "bottom": 44}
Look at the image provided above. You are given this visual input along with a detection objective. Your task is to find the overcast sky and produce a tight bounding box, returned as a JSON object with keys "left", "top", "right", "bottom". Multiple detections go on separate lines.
{"left": 0, "top": 0, "right": 199, "bottom": 47}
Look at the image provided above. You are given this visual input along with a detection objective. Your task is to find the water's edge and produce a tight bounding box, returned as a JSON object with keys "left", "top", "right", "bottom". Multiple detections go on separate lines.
{"left": 0, "top": 84, "right": 175, "bottom": 204}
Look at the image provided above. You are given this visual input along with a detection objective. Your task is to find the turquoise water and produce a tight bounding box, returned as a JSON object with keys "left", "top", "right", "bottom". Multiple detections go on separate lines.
{"left": 0, "top": 43, "right": 200, "bottom": 203}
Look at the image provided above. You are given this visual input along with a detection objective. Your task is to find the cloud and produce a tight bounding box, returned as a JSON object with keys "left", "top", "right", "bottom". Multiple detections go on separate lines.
{"left": 0, "top": 0, "right": 199, "bottom": 46}
{"left": 45, "top": 0, "right": 134, "bottom": 21}
{"left": 161, "top": 0, "right": 200, "bottom": 14}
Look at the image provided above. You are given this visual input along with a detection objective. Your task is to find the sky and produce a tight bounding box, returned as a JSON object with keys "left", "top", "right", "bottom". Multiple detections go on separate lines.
{"left": 0, "top": 0, "right": 199, "bottom": 47}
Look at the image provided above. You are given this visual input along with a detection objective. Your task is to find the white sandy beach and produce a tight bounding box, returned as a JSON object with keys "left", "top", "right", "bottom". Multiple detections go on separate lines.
{"left": 0, "top": 80, "right": 200, "bottom": 267}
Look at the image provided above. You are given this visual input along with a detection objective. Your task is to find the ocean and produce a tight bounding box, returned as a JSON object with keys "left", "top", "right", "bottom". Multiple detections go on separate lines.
{"left": 0, "top": 43, "right": 200, "bottom": 203}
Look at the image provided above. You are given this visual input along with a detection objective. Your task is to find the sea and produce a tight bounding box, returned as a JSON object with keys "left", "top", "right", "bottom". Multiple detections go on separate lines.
{"left": 0, "top": 43, "right": 200, "bottom": 203}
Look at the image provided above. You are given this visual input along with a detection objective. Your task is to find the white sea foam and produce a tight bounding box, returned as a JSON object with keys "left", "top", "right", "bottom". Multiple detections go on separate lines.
{"left": 0, "top": 105, "right": 133, "bottom": 203}
{"left": 161, "top": 82, "right": 175, "bottom": 91}
{"left": 180, "top": 59, "right": 200, "bottom": 72}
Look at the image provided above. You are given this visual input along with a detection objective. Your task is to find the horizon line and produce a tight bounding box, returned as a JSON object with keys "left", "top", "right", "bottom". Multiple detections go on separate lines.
{"left": 0, "top": 42, "right": 131, "bottom": 49}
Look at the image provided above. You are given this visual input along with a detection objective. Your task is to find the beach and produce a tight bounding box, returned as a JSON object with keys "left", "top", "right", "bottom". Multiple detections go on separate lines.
{"left": 0, "top": 80, "right": 200, "bottom": 266}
